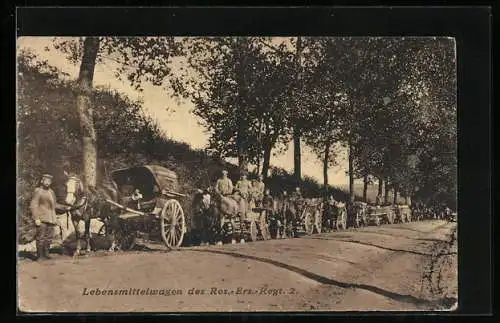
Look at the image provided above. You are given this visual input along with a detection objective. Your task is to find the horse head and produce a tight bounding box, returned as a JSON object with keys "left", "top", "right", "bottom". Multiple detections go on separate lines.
{"left": 63, "top": 175, "right": 85, "bottom": 206}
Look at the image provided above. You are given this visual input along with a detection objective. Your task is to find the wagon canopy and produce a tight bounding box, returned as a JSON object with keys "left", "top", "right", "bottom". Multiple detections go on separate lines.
{"left": 111, "top": 165, "right": 179, "bottom": 200}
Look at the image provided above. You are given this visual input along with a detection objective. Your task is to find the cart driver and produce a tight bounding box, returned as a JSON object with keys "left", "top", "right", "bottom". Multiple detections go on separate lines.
{"left": 131, "top": 188, "right": 143, "bottom": 210}
{"left": 235, "top": 173, "right": 253, "bottom": 220}
{"left": 252, "top": 174, "right": 266, "bottom": 207}
{"left": 215, "top": 170, "right": 233, "bottom": 196}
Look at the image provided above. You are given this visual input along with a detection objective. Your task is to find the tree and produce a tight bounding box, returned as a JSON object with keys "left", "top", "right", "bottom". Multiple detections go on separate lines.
{"left": 48, "top": 36, "right": 184, "bottom": 187}
{"left": 170, "top": 37, "right": 297, "bottom": 176}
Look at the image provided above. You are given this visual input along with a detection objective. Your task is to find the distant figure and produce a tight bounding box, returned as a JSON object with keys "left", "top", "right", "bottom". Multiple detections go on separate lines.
{"left": 215, "top": 170, "right": 233, "bottom": 196}
{"left": 30, "top": 174, "right": 58, "bottom": 261}
{"left": 291, "top": 186, "right": 303, "bottom": 202}
{"left": 252, "top": 174, "right": 266, "bottom": 207}
{"left": 262, "top": 188, "right": 274, "bottom": 213}
{"left": 375, "top": 194, "right": 383, "bottom": 206}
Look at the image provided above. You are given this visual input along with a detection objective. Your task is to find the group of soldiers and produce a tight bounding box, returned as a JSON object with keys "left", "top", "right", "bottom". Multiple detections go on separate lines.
{"left": 212, "top": 169, "right": 316, "bottom": 234}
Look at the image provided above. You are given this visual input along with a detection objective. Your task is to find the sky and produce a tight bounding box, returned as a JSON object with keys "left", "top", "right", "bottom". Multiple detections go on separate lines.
{"left": 17, "top": 37, "right": 350, "bottom": 187}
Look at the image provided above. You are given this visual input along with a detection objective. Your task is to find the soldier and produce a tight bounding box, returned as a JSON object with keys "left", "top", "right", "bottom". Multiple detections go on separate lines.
{"left": 375, "top": 193, "right": 383, "bottom": 206}
{"left": 290, "top": 186, "right": 303, "bottom": 207}
{"left": 235, "top": 173, "right": 253, "bottom": 220}
{"left": 262, "top": 188, "right": 274, "bottom": 214}
{"left": 252, "top": 174, "right": 266, "bottom": 207}
{"left": 214, "top": 170, "right": 233, "bottom": 196}
{"left": 30, "top": 174, "right": 58, "bottom": 260}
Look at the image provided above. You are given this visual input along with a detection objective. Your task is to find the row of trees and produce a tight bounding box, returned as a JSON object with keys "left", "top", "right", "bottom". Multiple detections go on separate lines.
{"left": 40, "top": 36, "right": 456, "bottom": 208}
{"left": 170, "top": 37, "right": 456, "bottom": 206}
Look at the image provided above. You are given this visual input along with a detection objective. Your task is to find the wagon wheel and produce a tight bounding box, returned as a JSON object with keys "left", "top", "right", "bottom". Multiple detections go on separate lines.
{"left": 304, "top": 210, "right": 314, "bottom": 235}
{"left": 160, "top": 199, "right": 186, "bottom": 249}
{"left": 249, "top": 220, "right": 258, "bottom": 242}
{"left": 336, "top": 210, "right": 347, "bottom": 230}
{"left": 314, "top": 209, "right": 322, "bottom": 234}
{"left": 388, "top": 211, "right": 395, "bottom": 224}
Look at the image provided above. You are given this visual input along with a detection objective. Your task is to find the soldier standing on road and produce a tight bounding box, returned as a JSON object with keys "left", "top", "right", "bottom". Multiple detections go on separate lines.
{"left": 30, "top": 174, "right": 58, "bottom": 261}
{"left": 215, "top": 170, "right": 233, "bottom": 196}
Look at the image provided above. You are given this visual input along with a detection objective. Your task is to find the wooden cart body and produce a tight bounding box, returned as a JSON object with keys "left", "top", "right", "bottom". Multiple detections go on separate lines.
{"left": 101, "top": 165, "right": 186, "bottom": 250}
{"left": 366, "top": 205, "right": 395, "bottom": 225}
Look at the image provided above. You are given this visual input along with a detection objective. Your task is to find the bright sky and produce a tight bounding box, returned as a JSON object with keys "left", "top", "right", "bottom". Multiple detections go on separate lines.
{"left": 17, "top": 37, "right": 349, "bottom": 187}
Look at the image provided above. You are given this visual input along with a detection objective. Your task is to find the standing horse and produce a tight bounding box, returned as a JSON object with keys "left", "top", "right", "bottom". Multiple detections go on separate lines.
{"left": 56, "top": 175, "right": 120, "bottom": 256}
{"left": 192, "top": 189, "right": 242, "bottom": 245}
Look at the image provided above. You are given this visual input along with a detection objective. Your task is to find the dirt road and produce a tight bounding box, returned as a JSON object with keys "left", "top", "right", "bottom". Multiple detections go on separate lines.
{"left": 17, "top": 220, "right": 457, "bottom": 312}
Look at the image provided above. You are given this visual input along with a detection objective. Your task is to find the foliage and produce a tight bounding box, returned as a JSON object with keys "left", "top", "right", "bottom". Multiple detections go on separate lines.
{"left": 17, "top": 51, "right": 351, "bottom": 243}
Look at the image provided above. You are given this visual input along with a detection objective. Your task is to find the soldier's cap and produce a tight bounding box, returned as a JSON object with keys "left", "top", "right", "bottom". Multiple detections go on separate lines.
{"left": 41, "top": 174, "right": 53, "bottom": 179}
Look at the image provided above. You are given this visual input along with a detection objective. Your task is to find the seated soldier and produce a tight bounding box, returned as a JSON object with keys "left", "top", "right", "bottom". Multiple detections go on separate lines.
{"left": 122, "top": 187, "right": 143, "bottom": 210}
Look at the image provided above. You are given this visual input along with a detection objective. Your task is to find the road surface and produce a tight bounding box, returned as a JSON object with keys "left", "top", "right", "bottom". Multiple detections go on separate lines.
{"left": 18, "top": 220, "right": 457, "bottom": 312}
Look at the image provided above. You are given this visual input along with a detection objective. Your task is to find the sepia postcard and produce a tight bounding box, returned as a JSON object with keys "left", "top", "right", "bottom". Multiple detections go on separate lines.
{"left": 17, "top": 35, "right": 458, "bottom": 313}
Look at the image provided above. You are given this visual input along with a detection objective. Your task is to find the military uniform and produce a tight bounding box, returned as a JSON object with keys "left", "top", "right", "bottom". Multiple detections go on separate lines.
{"left": 252, "top": 180, "right": 265, "bottom": 207}
{"left": 215, "top": 177, "right": 233, "bottom": 196}
{"left": 235, "top": 179, "right": 252, "bottom": 220}
{"left": 30, "top": 184, "right": 58, "bottom": 260}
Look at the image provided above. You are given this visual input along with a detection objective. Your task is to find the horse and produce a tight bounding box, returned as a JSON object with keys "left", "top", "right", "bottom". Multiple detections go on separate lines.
{"left": 56, "top": 175, "right": 120, "bottom": 257}
{"left": 192, "top": 188, "right": 243, "bottom": 245}
{"left": 191, "top": 189, "right": 220, "bottom": 245}
{"left": 274, "top": 196, "right": 300, "bottom": 238}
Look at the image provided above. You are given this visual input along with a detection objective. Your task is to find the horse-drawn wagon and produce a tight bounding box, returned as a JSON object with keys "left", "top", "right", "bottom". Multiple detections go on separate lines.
{"left": 281, "top": 198, "right": 322, "bottom": 237}
{"left": 394, "top": 204, "right": 412, "bottom": 223}
{"left": 98, "top": 165, "right": 187, "bottom": 250}
{"left": 230, "top": 205, "right": 271, "bottom": 243}
{"left": 323, "top": 199, "right": 348, "bottom": 231}
{"left": 365, "top": 204, "right": 395, "bottom": 226}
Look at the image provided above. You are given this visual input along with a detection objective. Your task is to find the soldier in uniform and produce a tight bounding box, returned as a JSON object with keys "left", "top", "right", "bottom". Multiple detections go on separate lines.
{"left": 252, "top": 174, "right": 266, "bottom": 207}
{"left": 235, "top": 173, "right": 253, "bottom": 220}
{"left": 30, "top": 174, "right": 58, "bottom": 260}
{"left": 290, "top": 186, "right": 303, "bottom": 207}
{"left": 375, "top": 193, "right": 383, "bottom": 206}
{"left": 214, "top": 170, "right": 233, "bottom": 196}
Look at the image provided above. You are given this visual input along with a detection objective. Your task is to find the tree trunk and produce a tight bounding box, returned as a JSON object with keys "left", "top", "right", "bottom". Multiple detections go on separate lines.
{"left": 237, "top": 147, "right": 248, "bottom": 174}
{"left": 323, "top": 142, "right": 330, "bottom": 199}
{"left": 393, "top": 186, "right": 398, "bottom": 205}
{"left": 236, "top": 40, "right": 249, "bottom": 175}
{"left": 348, "top": 141, "right": 355, "bottom": 203}
{"left": 384, "top": 176, "right": 390, "bottom": 204}
{"left": 262, "top": 142, "right": 272, "bottom": 179}
{"left": 378, "top": 176, "right": 384, "bottom": 196}
{"left": 293, "top": 130, "right": 301, "bottom": 184}
{"left": 293, "top": 36, "right": 302, "bottom": 184}
{"left": 76, "top": 37, "right": 100, "bottom": 189}
{"left": 363, "top": 173, "right": 369, "bottom": 202}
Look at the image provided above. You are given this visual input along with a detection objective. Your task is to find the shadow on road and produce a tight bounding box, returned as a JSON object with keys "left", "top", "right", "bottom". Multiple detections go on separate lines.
{"left": 191, "top": 248, "right": 453, "bottom": 309}
{"left": 306, "top": 237, "right": 437, "bottom": 256}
